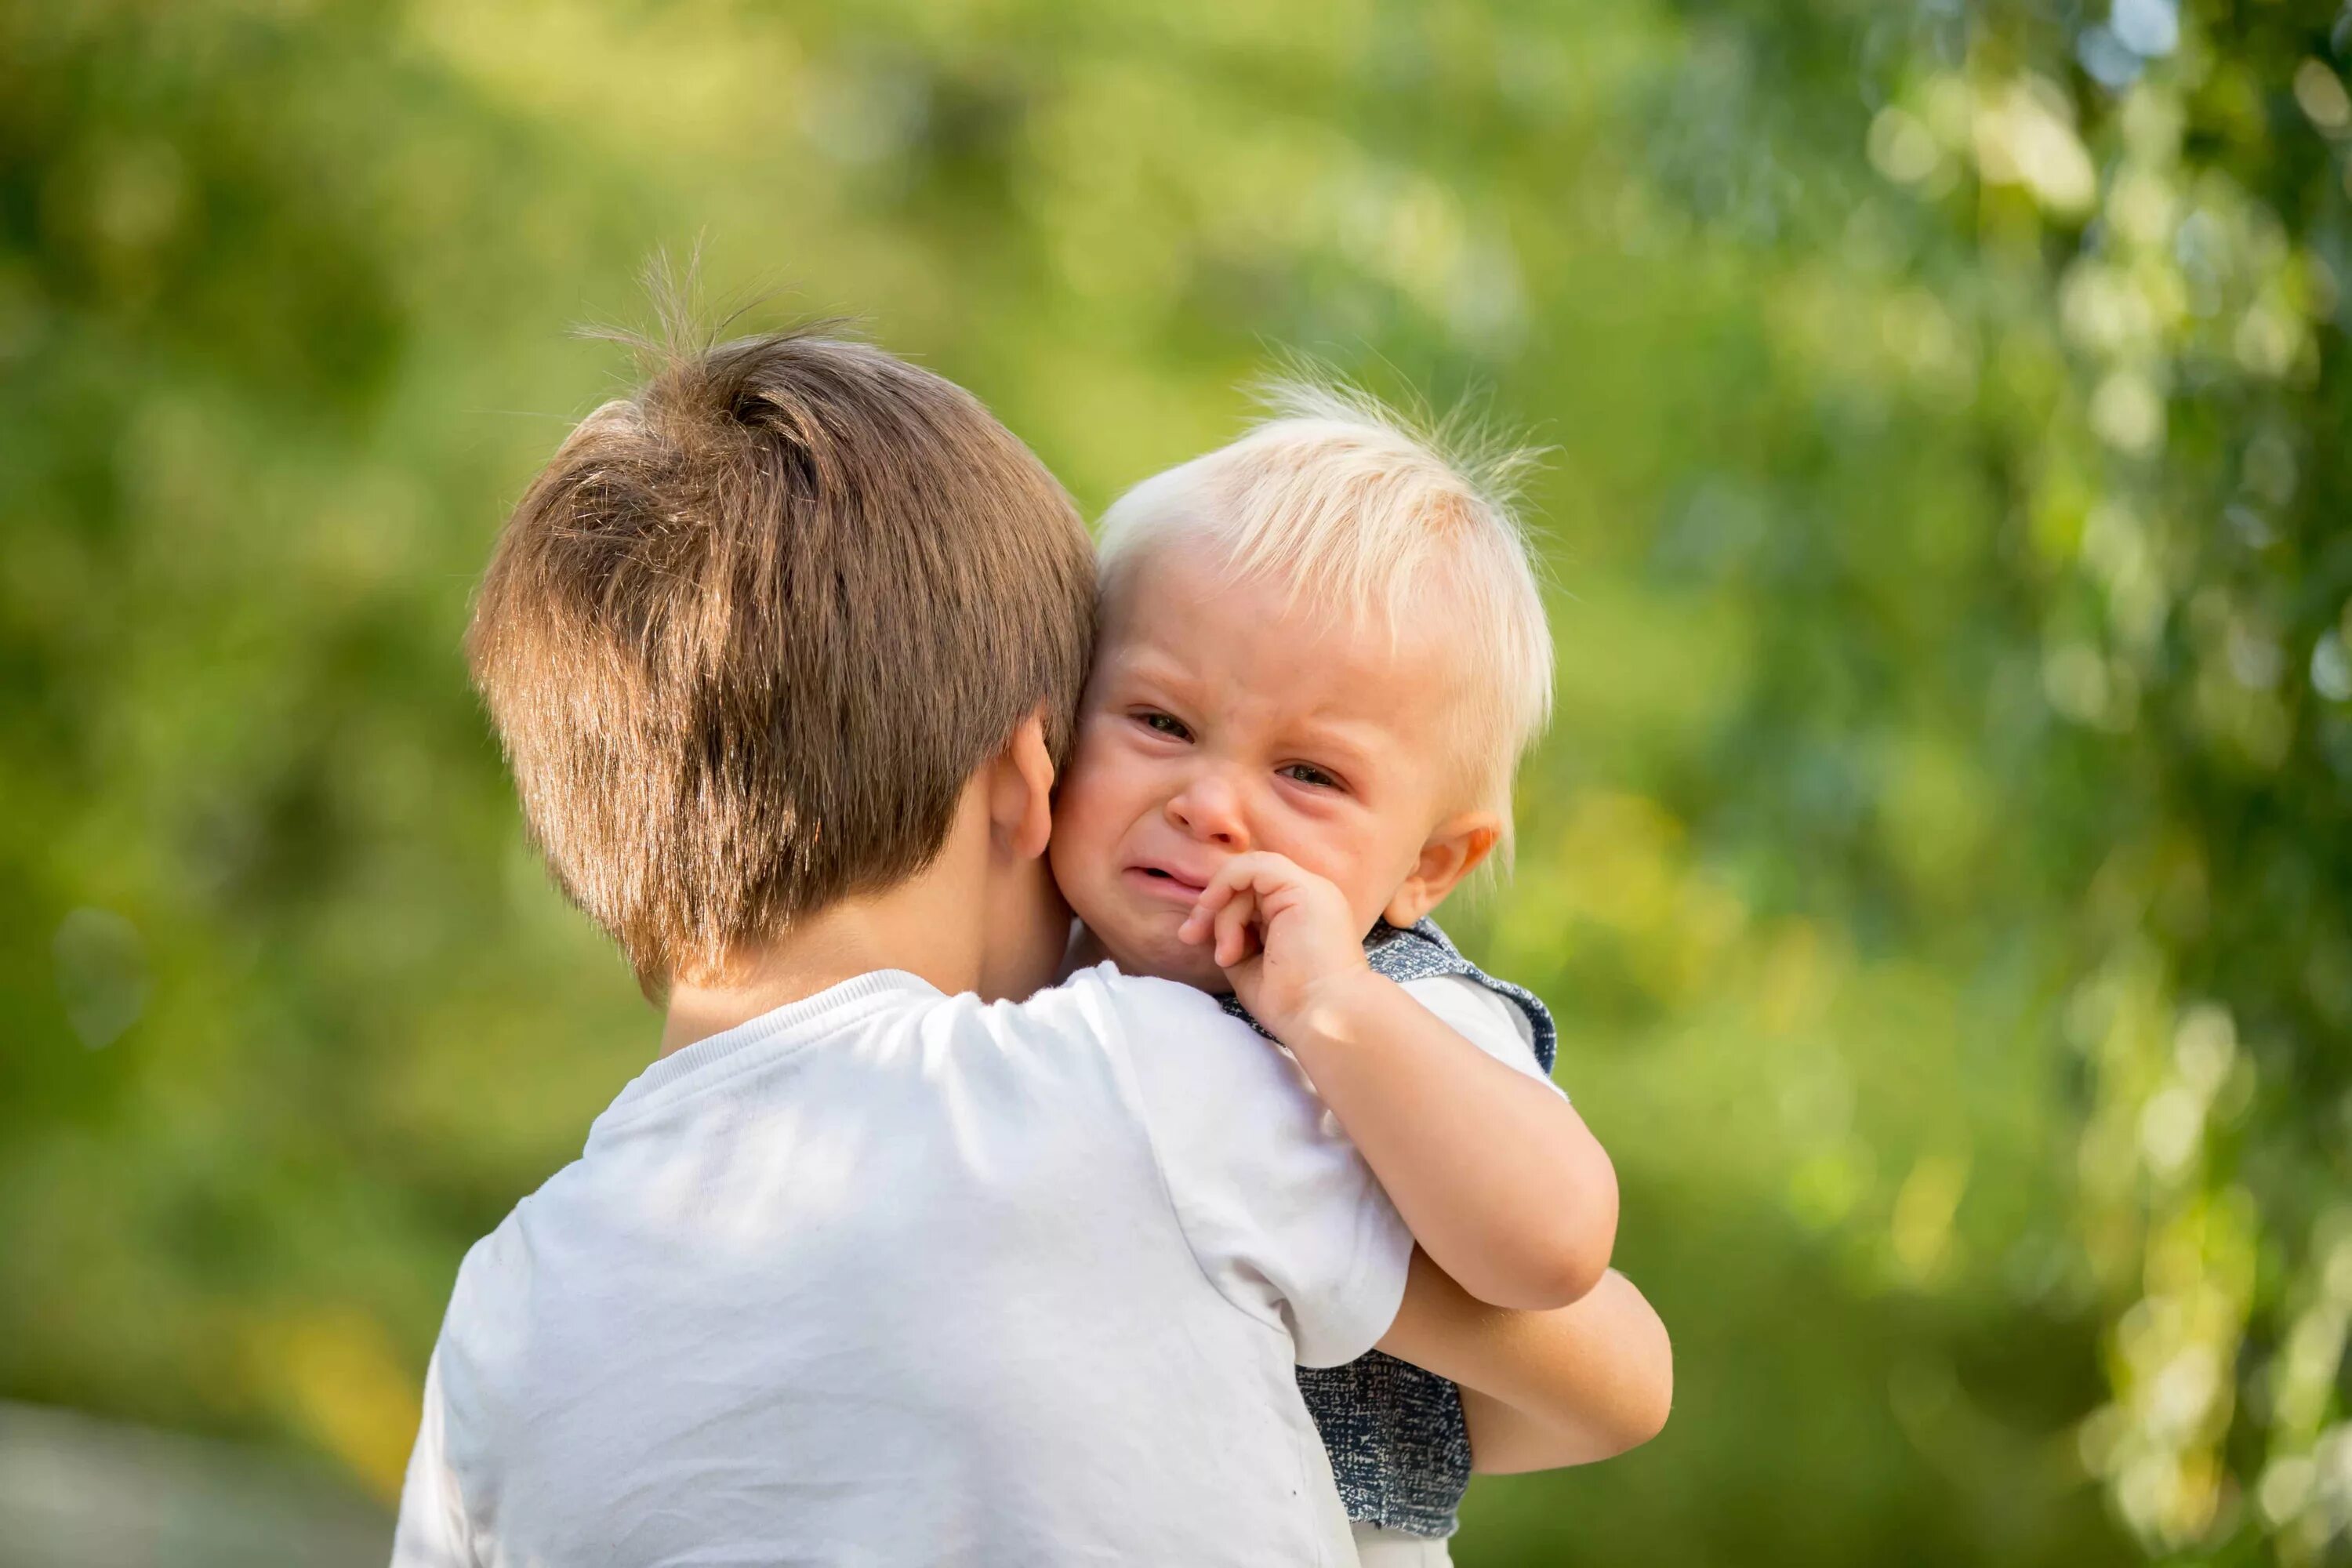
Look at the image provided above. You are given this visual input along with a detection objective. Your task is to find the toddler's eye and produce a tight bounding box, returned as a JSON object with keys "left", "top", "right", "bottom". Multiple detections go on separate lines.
{"left": 1279, "top": 762, "right": 1342, "bottom": 790}
{"left": 1137, "top": 710, "right": 1193, "bottom": 742}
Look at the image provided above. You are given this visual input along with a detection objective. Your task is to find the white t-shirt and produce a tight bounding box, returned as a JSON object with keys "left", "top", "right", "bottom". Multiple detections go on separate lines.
{"left": 390, "top": 964, "right": 1414, "bottom": 1568}
{"left": 1401, "top": 975, "right": 1557, "bottom": 1094}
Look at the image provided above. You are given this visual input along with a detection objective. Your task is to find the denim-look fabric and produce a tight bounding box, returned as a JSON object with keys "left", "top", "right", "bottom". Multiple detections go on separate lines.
{"left": 1218, "top": 919, "right": 1559, "bottom": 1539}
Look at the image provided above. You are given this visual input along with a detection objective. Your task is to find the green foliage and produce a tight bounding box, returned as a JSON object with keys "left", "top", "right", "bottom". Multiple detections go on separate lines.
{"left": 2, "top": 0, "right": 2345, "bottom": 1561}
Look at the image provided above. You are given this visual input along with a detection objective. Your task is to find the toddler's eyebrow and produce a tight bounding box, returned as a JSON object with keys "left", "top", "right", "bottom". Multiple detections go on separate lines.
{"left": 1101, "top": 646, "right": 1195, "bottom": 695}
{"left": 1279, "top": 717, "right": 1381, "bottom": 775}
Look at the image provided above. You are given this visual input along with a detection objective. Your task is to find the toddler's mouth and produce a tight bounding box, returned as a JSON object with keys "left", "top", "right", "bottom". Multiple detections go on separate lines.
{"left": 1125, "top": 863, "right": 1208, "bottom": 902}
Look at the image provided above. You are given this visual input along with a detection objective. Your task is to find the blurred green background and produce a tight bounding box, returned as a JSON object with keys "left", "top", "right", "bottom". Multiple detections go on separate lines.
{"left": 5, "top": 0, "right": 2350, "bottom": 1563}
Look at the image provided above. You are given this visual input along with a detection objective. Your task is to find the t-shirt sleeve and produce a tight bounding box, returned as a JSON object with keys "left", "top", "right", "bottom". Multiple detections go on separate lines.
{"left": 1098, "top": 972, "right": 1415, "bottom": 1369}
{"left": 389, "top": 1345, "right": 478, "bottom": 1568}
{"left": 1401, "top": 975, "right": 1569, "bottom": 1102}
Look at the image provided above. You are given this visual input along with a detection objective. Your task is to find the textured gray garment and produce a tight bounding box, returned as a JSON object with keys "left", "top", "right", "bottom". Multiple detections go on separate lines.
{"left": 1218, "top": 919, "right": 1559, "bottom": 1540}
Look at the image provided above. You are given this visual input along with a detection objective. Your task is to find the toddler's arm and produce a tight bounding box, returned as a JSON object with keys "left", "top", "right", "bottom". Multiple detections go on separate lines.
{"left": 1377, "top": 1247, "right": 1672, "bottom": 1471}
{"left": 1183, "top": 852, "right": 1618, "bottom": 1311}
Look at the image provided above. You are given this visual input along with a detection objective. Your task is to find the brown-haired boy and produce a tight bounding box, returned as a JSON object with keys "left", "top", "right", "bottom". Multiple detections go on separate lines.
{"left": 392, "top": 328, "right": 1668, "bottom": 1566}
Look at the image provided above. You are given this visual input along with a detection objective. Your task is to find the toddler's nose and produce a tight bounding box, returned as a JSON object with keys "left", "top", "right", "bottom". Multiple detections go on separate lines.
{"left": 1166, "top": 778, "right": 1248, "bottom": 848}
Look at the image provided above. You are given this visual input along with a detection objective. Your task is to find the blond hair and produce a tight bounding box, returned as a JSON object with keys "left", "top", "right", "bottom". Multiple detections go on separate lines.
{"left": 470, "top": 326, "right": 1096, "bottom": 987}
{"left": 1096, "top": 380, "right": 1553, "bottom": 834}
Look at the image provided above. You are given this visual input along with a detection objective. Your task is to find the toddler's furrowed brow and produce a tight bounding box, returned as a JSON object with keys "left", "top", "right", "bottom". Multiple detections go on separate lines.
{"left": 1276, "top": 720, "right": 1379, "bottom": 776}
{"left": 1099, "top": 647, "right": 1200, "bottom": 704}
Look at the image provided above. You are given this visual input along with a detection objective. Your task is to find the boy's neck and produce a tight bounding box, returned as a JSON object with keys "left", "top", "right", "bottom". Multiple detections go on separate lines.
{"left": 657, "top": 910, "right": 951, "bottom": 1058}
{"left": 658, "top": 726, "right": 1070, "bottom": 1058}
{"left": 660, "top": 840, "right": 989, "bottom": 1060}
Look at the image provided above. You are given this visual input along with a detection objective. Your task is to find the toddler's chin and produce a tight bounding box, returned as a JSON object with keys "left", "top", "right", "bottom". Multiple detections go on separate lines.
{"left": 1089, "top": 918, "right": 1231, "bottom": 995}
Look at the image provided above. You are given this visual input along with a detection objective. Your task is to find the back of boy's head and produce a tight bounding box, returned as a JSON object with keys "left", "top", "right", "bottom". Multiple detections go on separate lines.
{"left": 1094, "top": 380, "right": 1553, "bottom": 833}
{"left": 470, "top": 326, "right": 1095, "bottom": 987}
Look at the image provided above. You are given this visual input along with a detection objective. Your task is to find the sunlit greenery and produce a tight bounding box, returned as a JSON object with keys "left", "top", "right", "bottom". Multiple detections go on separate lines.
{"left": 4, "top": 2, "right": 2347, "bottom": 1563}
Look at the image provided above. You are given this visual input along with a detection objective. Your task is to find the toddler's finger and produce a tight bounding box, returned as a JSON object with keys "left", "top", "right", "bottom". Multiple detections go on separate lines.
{"left": 1180, "top": 874, "right": 1245, "bottom": 942}
{"left": 1213, "top": 891, "right": 1259, "bottom": 968}
{"left": 1206, "top": 889, "right": 1236, "bottom": 965}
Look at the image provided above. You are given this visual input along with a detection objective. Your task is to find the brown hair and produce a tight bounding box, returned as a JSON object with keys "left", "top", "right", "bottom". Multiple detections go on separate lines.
{"left": 468, "top": 326, "right": 1095, "bottom": 986}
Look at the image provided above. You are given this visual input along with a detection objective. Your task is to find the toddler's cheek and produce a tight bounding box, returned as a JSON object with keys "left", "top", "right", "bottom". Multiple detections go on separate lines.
{"left": 1044, "top": 818, "right": 1080, "bottom": 891}
{"left": 1047, "top": 753, "right": 1127, "bottom": 858}
{"left": 1045, "top": 783, "right": 1097, "bottom": 862}
{"left": 1044, "top": 808, "right": 1108, "bottom": 916}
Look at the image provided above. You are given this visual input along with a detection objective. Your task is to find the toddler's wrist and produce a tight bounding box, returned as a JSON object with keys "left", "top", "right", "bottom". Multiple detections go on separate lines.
{"left": 1276, "top": 964, "right": 1393, "bottom": 1058}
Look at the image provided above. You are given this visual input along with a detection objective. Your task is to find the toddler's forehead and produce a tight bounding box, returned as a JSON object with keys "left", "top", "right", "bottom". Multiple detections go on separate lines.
{"left": 1097, "top": 547, "right": 1487, "bottom": 757}
{"left": 1102, "top": 543, "right": 1464, "bottom": 665}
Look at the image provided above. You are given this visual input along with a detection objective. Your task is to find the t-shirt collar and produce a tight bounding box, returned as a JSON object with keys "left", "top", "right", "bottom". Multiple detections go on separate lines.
{"left": 601, "top": 968, "right": 945, "bottom": 1127}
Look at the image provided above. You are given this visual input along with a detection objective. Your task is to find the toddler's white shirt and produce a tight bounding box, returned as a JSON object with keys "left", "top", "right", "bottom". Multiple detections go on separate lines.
{"left": 390, "top": 963, "right": 1413, "bottom": 1567}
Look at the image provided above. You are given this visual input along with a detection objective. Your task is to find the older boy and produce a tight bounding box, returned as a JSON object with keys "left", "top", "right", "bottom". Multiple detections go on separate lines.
{"left": 392, "top": 328, "right": 1666, "bottom": 1566}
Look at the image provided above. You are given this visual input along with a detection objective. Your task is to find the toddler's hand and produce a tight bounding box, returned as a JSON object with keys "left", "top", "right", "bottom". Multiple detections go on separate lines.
{"left": 1178, "top": 852, "right": 1374, "bottom": 1039}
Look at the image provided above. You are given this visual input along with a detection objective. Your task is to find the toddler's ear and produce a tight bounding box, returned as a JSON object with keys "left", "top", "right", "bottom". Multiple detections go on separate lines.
{"left": 1384, "top": 814, "right": 1501, "bottom": 928}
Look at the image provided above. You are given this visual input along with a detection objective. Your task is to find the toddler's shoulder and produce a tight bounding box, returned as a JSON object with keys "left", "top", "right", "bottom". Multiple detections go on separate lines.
{"left": 1373, "top": 919, "right": 1558, "bottom": 1074}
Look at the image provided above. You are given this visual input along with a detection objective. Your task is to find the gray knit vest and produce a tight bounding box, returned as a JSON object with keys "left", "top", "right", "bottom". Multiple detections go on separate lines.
{"left": 1218, "top": 918, "right": 1559, "bottom": 1539}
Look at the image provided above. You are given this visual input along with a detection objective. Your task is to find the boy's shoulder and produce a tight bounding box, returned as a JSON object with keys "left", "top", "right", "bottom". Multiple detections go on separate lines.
{"left": 1018, "top": 960, "right": 1242, "bottom": 1037}
{"left": 1027, "top": 962, "right": 1325, "bottom": 1110}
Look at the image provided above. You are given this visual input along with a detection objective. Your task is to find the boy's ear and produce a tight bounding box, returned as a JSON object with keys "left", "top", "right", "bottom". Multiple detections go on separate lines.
{"left": 1383, "top": 811, "right": 1501, "bottom": 929}
{"left": 989, "top": 710, "right": 1058, "bottom": 862}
